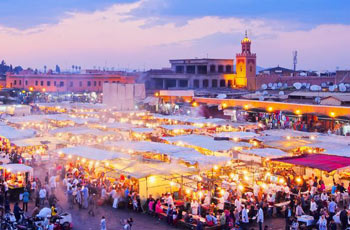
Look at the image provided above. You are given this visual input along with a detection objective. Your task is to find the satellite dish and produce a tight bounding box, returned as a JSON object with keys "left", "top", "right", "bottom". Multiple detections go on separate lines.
{"left": 321, "top": 82, "right": 327, "bottom": 87}
{"left": 263, "top": 91, "right": 268, "bottom": 95}
{"left": 329, "top": 85, "right": 335, "bottom": 92}
{"left": 217, "top": 94, "right": 227, "bottom": 99}
{"left": 277, "top": 82, "right": 282, "bottom": 88}
{"left": 283, "top": 83, "right": 288, "bottom": 88}
{"left": 293, "top": 82, "right": 302, "bottom": 90}
{"left": 268, "top": 83, "right": 273, "bottom": 88}
{"left": 261, "top": 84, "right": 267, "bottom": 90}
{"left": 334, "top": 84, "right": 338, "bottom": 89}
{"left": 273, "top": 83, "right": 277, "bottom": 88}
{"left": 339, "top": 85, "right": 346, "bottom": 92}
{"left": 259, "top": 96, "right": 265, "bottom": 101}
{"left": 315, "top": 97, "right": 321, "bottom": 104}
{"left": 310, "top": 85, "right": 321, "bottom": 91}
{"left": 279, "top": 91, "right": 285, "bottom": 95}
{"left": 255, "top": 91, "right": 262, "bottom": 95}
{"left": 271, "top": 85, "right": 276, "bottom": 90}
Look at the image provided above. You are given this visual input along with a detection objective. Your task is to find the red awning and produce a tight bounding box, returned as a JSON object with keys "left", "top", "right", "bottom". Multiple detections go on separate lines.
{"left": 271, "top": 154, "right": 350, "bottom": 172}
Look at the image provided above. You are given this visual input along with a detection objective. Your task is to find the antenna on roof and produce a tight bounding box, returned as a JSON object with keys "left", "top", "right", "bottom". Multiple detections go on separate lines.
{"left": 293, "top": 50, "right": 298, "bottom": 72}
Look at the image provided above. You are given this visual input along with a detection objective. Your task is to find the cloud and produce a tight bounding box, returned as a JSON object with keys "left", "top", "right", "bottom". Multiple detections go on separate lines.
{"left": 0, "top": 1, "right": 349, "bottom": 71}
{"left": 0, "top": 0, "right": 137, "bottom": 29}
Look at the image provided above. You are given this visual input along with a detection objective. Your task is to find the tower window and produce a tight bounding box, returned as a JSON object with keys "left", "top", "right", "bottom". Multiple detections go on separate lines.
{"left": 212, "top": 79, "right": 218, "bottom": 88}
{"left": 250, "top": 66, "right": 253, "bottom": 72}
{"left": 193, "top": 79, "right": 199, "bottom": 88}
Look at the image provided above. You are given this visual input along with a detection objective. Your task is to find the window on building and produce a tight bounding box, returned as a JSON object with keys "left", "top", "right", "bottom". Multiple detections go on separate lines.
{"left": 220, "top": 79, "right": 226, "bottom": 87}
{"left": 70, "top": 82, "right": 73, "bottom": 87}
{"left": 203, "top": 79, "right": 209, "bottom": 88}
{"left": 197, "top": 65, "right": 207, "bottom": 74}
{"left": 94, "top": 81, "right": 97, "bottom": 86}
{"left": 186, "top": 65, "right": 195, "bottom": 74}
{"left": 87, "top": 81, "right": 91, "bottom": 87}
{"left": 19, "top": 80, "right": 22, "bottom": 85}
{"left": 193, "top": 79, "right": 200, "bottom": 88}
{"left": 59, "top": 81, "right": 64, "bottom": 87}
{"left": 14, "top": 80, "right": 17, "bottom": 85}
{"left": 40, "top": 81, "right": 44, "bottom": 86}
{"left": 99, "top": 81, "right": 101, "bottom": 86}
{"left": 25, "top": 80, "right": 28, "bottom": 86}
{"left": 175, "top": 66, "right": 184, "bottom": 73}
{"left": 104, "top": 81, "right": 108, "bottom": 83}
{"left": 35, "top": 81, "right": 38, "bottom": 86}
{"left": 212, "top": 79, "right": 218, "bottom": 88}
{"left": 228, "top": 80, "right": 233, "bottom": 88}
{"left": 79, "top": 81, "right": 82, "bottom": 87}
{"left": 112, "top": 81, "right": 116, "bottom": 83}
{"left": 179, "top": 80, "right": 188, "bottom": 88}
{"left": 210, "top": 65, "right": 216, "bottom": 73}
{"left": 54, "top": 81, "right": 56, "bottom": 86}
{"left": 218, "top": 65, "right": 224, "bottom": 73}
{"left": 47, "top": 81, "right": 51, "bottom": 86}
{"left": 225, "top": 65, "right": 232, "bottom": 73}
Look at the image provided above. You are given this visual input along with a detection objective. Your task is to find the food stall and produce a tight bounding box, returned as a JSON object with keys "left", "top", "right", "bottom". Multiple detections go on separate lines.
{"left": 0, "top": 164, "right": 33, "bottom": 201}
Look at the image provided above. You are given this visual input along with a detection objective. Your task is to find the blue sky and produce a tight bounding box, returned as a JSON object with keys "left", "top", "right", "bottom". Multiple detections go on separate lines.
{"left": 0, "top": 0, "right": 349, "bottom": 71}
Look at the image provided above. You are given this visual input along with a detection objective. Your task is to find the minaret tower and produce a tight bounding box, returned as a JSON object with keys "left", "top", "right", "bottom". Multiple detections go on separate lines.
{"left": 235, "top": 31, "right": 257, "bottom": 90}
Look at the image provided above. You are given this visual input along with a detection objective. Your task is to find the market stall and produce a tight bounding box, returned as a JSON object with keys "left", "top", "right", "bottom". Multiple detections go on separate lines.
{"left": 0, "top": 164, "right": 33, "bottom": 201}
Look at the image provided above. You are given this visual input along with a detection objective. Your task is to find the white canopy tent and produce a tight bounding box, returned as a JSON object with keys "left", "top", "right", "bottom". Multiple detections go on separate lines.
{"left": 0, "top": 125, "right": 36, "bottom": 141}
{"left": 213, "top": 131, "right": 259, "bottom": 139}
{"left": 57, "top": 146, "right": 129, "bottom": 161}
{"left": 163, "top": 134, "right": 251, "bottom": 152}
{"left": 0, "top": 164, "right": 33, "bottom": 174}
{"left": 106, "top": 141, "right": 230, "bottom": 167}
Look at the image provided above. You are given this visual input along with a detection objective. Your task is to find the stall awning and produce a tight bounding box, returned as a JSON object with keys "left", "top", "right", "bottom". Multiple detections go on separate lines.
{"left": 271, "top": 154, "right": 350, "bottom": 172}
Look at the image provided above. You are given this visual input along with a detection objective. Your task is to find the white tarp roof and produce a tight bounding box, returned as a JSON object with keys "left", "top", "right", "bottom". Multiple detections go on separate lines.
{"left": 160, "top": 125, "right": 197, "bottom": 130}
{"left": 306, "top": 135, "right": 350, "bottom": 157}
{"left": 106, "top": 141, "right": 230, "bottom": 166}
{"left": 240, "top": 148, "right": 288, "bottom": 158}
{"left": 50, "top": 127, "right": 113, "bottom": 136}
{"left": 1, "top": 164, "right": 33, "bottom": 173}
{"left": 163, "top": 134, "right": 250, "bottom": 152}
{"left": 12, "top": 137, "right": 66, "bottom": 149}
{"left": 108, "top": 159, "right": 196, "bottom": 178}
{"left": 103, "top": 122, "right": 135, "bottom": 130}
{"left": 131, "top": 128, "right": 154, "bottom": 133}
{"left": 57, "top": 146, "right": 129, "bottom": 161}
{"left": 213, "top": 131, "right": 259, "bottom": 139}
{"left": 0, "top": 126, "right": 36, "bottom": 141}
{"left": 262, "top": 129, "right": 317, "bottom": 138}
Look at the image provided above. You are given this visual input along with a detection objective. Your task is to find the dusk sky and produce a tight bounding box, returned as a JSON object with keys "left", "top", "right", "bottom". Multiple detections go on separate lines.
{"left": 0, "top": 0, "right": 349, "bottom": 72}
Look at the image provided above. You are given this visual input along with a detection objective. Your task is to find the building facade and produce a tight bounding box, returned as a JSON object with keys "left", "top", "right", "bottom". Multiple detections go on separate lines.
{"left": 145, "top": 33, "right": 257, "bottom": 91}
{"left": 6, "top": 70, "right": 135, "bottom": 93}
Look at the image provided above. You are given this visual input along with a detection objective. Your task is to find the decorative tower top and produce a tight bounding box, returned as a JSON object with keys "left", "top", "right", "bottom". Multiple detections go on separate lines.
{"left": 241, "top": 30, "right": 251, "bottom": 54}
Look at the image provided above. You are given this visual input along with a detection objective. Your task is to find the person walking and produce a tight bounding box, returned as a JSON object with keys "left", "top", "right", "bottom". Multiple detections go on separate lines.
{"left": 256, "top": 205, "right": 264, "bottom": 230}
{"left": 88, "top": 194, "right": 96, "bottom": 216}
{"left": 101, "top": 216, "right": 107, "bottom": 230}
{"left": 39, "top": 187, "right": 46, "bottom": 206}
{"left": 22, "top": 188, "right": 30, "bottom": 212}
